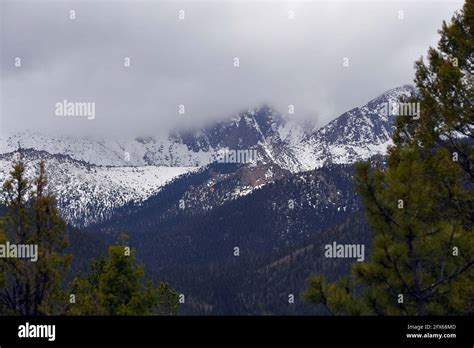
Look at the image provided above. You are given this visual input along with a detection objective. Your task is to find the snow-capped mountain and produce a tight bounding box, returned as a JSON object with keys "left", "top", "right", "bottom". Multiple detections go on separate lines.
{"left": 0, "top": 85, "right": 416, "bottom": 226}
{"left": 0, "top": 131, "right": 215, "bottom": 167}
{"left": 175, "top": 84, "right": 416, "bottom": 172}
{"left": 0, "top": 85, "right": 416, "bottom": 173}
{"left": 295, "top": 84, "right": 417, "bottom": 169}
{"left": 0, "top": 105, "right": 309, "bottom": 171}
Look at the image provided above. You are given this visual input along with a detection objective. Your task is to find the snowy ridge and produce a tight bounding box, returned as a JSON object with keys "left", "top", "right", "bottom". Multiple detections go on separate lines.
{"left": 0, "top": 85, "right": 417, "bottom": 227}
{"left": 293, "top": 84, "right": 417, "bottom": 171}
{"left": 0, "top": 150, "right": 196, "bottom": 227}
{"left": 0, "top": 132, "right": 216, "bottom": 167}
{"left": 0, "top": 85, "right": 416, "bottom": 173}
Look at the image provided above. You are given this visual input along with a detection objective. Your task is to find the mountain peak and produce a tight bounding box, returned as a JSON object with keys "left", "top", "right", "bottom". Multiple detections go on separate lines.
{"left": 0, "top": 85, "right": 418, "bottom": 173}
{"left": 370, "top": 84, "right": 417, "bottom": 105}
{"left": 297, "top": 84, "right": 418, "bottom": 171}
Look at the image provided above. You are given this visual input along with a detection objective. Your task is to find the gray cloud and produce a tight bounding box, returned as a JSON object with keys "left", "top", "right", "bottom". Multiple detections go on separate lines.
{"left": 0, "top": 0, "right": 464, "bottom": 137}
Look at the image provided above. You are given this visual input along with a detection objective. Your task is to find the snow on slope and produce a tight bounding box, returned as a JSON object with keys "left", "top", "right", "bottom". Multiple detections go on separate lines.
{"left": 292, "top": 84, "right": 417, "bottom": 171}
{"left": 0, "top": 132, "right": 216, "bottom": 167}
{"left": 0, "top": 151, "right": 196, "bottom": 226}
{"left": 0, "top": 85, "right": 417, "bottom": 227}
{"left": 0, "top": 85, "right": 416, "bottom": 174}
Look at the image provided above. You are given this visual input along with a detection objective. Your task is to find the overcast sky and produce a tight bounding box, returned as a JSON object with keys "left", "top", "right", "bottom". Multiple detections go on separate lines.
{"left": 0, "top": 0, "right": 464, "bottom": 137}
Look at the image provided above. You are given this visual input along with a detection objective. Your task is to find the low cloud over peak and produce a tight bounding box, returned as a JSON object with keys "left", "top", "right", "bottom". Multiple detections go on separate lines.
{"left": 0, "top": 0, "right": 463, "bottom": 137}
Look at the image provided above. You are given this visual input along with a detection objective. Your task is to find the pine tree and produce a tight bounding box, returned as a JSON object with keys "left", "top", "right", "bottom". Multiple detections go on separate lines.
{"left": 0, "top": 155, "right": 71, "bottom": 315}
{"left": 157, "top": 282, "right": 179, "bottom": 315}
{"left": 68, "top": 235, "right": 179, "bottom": 315}
{"left": 305, "top": 0, "right": 473, "bottom": 315}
